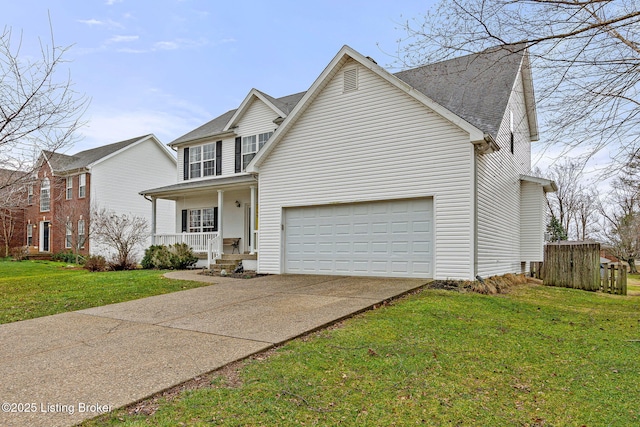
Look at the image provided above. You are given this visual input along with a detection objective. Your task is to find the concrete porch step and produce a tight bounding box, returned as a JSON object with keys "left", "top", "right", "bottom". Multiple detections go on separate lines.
{"left": 220, "top": 253, "right": 257, "bottom": 261}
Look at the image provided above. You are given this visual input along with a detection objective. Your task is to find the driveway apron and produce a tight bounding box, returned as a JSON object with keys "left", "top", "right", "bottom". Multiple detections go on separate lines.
{"left": 0, "top": 272, "right": 428, "bottom": 427}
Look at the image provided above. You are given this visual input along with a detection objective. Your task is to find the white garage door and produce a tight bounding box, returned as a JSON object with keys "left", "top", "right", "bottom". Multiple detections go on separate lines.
{"left": 284, "top": 198, "right": 433, "bottom": 278}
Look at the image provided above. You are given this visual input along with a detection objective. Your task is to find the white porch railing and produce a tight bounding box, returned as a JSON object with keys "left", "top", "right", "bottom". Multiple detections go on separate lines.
{"left": 207, "top": 234, "right": 222, "bottom": 267}
{"left": 153, "top": 232, "right": 218, "bottom": 253}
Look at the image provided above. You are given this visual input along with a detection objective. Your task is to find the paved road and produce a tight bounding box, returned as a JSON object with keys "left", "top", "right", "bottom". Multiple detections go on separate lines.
{"left": 0, "top": 272, "right": 428, "bottom": 427}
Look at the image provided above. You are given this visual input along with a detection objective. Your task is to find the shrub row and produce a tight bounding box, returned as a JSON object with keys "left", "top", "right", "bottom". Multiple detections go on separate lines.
{"left": 141, "top": 243, "right": 198, "bottom": 270}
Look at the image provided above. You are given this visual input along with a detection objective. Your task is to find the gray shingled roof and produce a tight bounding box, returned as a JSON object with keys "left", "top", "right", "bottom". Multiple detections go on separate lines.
{"left": 394, "top": 45, "right": 526, "bottom": 138}
{"left": 45, "top": 135, "right": 150, "bottom": 173}
{"left": 170, "top": 92, "right": 306, "bottom": 146}
{"left": 170, "top": 46, "right": 525, "bottom": 146}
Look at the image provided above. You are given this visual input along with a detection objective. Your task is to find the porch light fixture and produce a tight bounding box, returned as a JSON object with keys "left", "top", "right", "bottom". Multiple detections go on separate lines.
{"left": 235, "top": 201, "right": 241, "bottom": 208}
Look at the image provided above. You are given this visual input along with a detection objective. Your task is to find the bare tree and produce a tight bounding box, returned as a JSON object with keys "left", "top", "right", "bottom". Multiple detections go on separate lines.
{"left": 396, "top": 0, "right": 640, "bottom": 165}
{"left": 54, "top": 198, "right": 91, "bottom": 263}
{"left": 598, "top": 153, "right": 640, "bottom": 272}
{"left": 574, "top": 187, "right": 599, "bottom": 240}
{"left": 91, "top": 208, "right": 149, "bottom": 270}
{"left": 0, "top": 20, "right": 87, "bottom": 191}
{"left": 545, "top": 159, "right": 584, "bottom": 239}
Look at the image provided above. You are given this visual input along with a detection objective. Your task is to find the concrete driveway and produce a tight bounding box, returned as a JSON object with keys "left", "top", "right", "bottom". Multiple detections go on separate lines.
{"left": 0, "top": 272, "right": 428, "bottom": 427}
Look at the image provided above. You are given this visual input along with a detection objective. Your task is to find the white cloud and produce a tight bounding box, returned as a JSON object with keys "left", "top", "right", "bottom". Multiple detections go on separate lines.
{"left": 77, "top": 19, "right": 105, "bottom": 26}
{"left": 108, "top": 35, "right": 139, "bottom": 43}
{"left": 77, "top": 18, "right": 124, "bottom": 29}
{"left": 105, "top": 0, "right": 123, "bottom": 5}
{"left": 153, "top": 41, "right": 179, "bottom": 51}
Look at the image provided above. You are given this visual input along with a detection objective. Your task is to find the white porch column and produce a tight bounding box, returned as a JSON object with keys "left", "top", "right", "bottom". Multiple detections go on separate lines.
{"left": 217, "top": 190, "right": 224, "bottom": 254}
{"left": 250, "top": 185, "right": 256, "bottom": 255}
{"left": 151, "top": 197, "right": 157, "bottom": 245}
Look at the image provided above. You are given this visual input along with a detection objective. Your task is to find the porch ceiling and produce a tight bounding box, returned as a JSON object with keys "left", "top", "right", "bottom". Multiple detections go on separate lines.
{"left": 140, "top": 174, "right": 257, "bottom": 200}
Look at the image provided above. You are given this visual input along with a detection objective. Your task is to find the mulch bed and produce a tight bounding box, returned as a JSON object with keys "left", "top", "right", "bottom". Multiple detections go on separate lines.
{"left": 198, "top": 269, "right": 266, "bottom": 279}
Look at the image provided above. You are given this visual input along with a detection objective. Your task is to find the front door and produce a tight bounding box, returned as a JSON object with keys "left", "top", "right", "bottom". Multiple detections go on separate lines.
{"left": 40, "top": 221, "right": 51, "bottom": 252}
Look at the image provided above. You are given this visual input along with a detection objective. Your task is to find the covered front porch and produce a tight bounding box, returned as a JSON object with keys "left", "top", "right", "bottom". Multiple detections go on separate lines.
{"left": 140, "top": 175, "right": 258, "bottom": 268}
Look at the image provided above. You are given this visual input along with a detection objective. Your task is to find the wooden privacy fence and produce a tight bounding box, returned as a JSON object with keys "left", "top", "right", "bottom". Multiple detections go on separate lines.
{"left": 541, "top": 241, "right": 627, "bottom": 295}
{"left": 601, "top": 262, "right": 627, "bottom": 295}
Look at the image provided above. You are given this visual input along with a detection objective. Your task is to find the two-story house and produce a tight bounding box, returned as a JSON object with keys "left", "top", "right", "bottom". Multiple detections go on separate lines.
{"left": 24, "top": 134, "right": 176, "bottom": 260}
{"left": 141, "top": 45, "right": 556, "bottom": 280}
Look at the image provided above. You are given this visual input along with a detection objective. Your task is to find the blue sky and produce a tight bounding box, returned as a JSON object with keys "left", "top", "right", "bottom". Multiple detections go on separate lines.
{"left": 4, "top": 0, "right": 435, "bottom": 153}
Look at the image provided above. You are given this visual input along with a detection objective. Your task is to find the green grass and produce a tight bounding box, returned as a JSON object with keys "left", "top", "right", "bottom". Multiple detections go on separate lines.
{"left": 0, "top": 260, "right": 208, "bottom": 324}
{"left": 83, "top": 283, "right": 640, "bottom": 427}
{"left": 628, "top": 273, "right": 640, "bottom": 296}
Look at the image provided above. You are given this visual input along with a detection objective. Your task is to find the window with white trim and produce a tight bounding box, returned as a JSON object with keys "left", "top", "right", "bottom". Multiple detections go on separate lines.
{"left": 27, "top": 225, "right": 33, "bottom": 246}
{"left": 40, "top": 178, "right": 50, "bottom": 212}
{"left": 65, "top": 221, "right": 72, "bottom": 249}
{"left": 78, "top": 219, "right": 86, "bottom": 248}
{"left": 242, "top": 132, "right": 272, "bottom": 170}
{"left": 78, "top": 173, "right": 86, "bottom": 198}
{"left": 189, "top": 208, "right": 217, "bottom": 232}
{"left": 27, "top": 185, "right": 33, "bottom": 205}
{"left": 66, "top": 177, "right": 73, "bottom": 200}
{"left": 188, "top": 143, "right": 216, "bottom": 179}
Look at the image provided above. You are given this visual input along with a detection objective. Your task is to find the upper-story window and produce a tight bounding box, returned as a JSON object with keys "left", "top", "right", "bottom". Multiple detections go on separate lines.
{"left": 242, "top": 132, "right": 272, "bottom": 170}
{"left": 27, "top": 185, "right": 33, "bottom": 205}
{"left": 40, "top": 178, "right": 50, "bottom": 212}
{"left": 66, "top": 177, "right": 73, "bottom": 200}
{"left": 188, "top": 143, "right": 215, "bottom": 179}
{"left": 78, "top": 173, "right": 86, "bottom": 198}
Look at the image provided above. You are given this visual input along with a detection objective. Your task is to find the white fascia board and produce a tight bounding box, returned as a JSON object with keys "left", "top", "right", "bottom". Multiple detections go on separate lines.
{"left": 520, "top": 174, "right": 557, "bottom": 193}
{"left": 223, "top": 89, "right": 287, "bottom": 132}
{"left": 88, "top": 135, "right": 175, "bottom": 168}
{"left": 520, "top": 51, "right": 539, "bottom": 142}
{"left": 248, "top": 45, "right": 486, "bottom": 173}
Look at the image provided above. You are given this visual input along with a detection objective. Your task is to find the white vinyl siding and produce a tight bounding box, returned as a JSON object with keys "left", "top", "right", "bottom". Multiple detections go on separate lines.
{"left": 258, "top": 59, "right": 474, "bottom": 280}
{"left": 89, "top": 137, "right": 176, "bottom": 259}
{"left": 476, "top": 68, "right": 534, "bottom": 277}
{"left": 520, "top": 180, "right": 545, "bottom": 262}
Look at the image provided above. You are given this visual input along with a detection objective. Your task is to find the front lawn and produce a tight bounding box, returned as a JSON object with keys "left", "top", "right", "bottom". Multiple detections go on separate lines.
{"left": 83, "top": 282, "right": 640, "bottom": 426}
{"left": 0, "top": 260, "right": 208, "bottom": 324}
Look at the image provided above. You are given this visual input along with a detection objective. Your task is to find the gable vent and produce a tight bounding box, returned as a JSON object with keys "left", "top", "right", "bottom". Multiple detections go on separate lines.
{"left": 343, "top": 67, "right": 358, "bottom": 93}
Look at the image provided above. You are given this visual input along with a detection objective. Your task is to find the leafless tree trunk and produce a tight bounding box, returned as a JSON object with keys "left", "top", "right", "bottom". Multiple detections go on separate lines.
{"left": 91, "top": 208, "right": 149, "bottom": 270}
{"left": 396, "top": 0, "right": 640, "bottom": 166}
{"left": 0, "top": 19, "right": 87, "bottom": 191}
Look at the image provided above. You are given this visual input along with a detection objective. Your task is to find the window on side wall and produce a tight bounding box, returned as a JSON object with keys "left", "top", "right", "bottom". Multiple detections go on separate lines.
{"left": 40, "top": 178, "right": 50, "bottom": 212}
{"left": 27, "top": 226, "right": 33, "bottom": 246}
{"left": 79, "top": 173, "right": 86, "bottom": 198}
{"left": 65, "top": 221, "right": 72, "bottom": 248}
{"left": 78, "top": 219, "right": 86, "bottom": 248}
{"left": 27, "top": 185, "right": 33, "bottom": 205}
{"left": 66, "top": 177, "right": 73, "bottom": 199}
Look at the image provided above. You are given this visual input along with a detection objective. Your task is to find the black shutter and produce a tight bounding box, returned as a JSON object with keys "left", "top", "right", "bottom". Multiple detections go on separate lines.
{"left": 215, "top": 140, "right": 222, "bottom": 176}
{"left": 213, "top": 207, "right": 219, "bottom": 232}
{"left": 183, "top": 147, "right": 190, "bottom": 180}
{"left": 181, "top": 209, "right": 188, "bottom": 232}
{"left": 235, "top": 137, "right": 242, "bottom": 173}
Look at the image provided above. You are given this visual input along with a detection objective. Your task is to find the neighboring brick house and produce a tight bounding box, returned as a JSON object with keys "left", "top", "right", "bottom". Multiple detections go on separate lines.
{"left": 24, "top": 135, "right": 176, "bottom": 259}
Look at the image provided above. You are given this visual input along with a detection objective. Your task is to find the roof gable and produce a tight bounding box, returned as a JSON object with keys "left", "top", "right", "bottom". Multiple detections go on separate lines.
{"left": 169, "top": 91, "right": 306, "bottom": 147}
{"left": 43, "top": 134, "right": 172, "bottom": 174}
{"left": 250, "top": 44, "right": 508, "bottom": 171}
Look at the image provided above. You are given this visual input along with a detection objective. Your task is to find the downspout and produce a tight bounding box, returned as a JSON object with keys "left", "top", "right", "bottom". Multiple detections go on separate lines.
{"left": 473, "top": 148, "right": 479, "bottom": 279}
{"left": 143, "top": 195, "right": 156, "bottom": 245}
